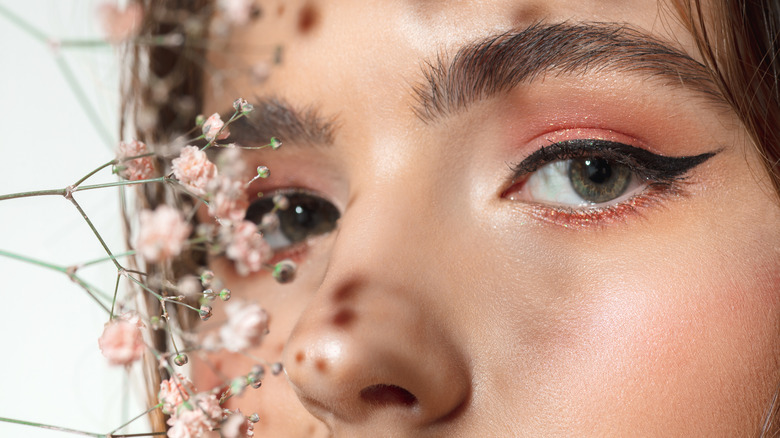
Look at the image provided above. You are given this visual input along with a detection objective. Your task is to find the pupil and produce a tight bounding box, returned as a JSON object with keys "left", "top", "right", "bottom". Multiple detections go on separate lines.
{"left": 569, "top": 157, "right": 632, "bottom": 204}
{"left": 584, "top": 159, "right": 612, "bottom": 184}
{"left": 293, "top": 205, "right": 315, "bottom": 229}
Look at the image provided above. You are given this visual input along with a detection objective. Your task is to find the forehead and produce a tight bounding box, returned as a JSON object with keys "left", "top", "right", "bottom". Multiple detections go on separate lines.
{"left": 205, "top": 0, "right": 700, "bottom": 118}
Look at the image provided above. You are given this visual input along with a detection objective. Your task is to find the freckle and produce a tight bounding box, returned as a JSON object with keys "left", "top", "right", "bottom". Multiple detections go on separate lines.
{"left": 315, "top": 358, "right": 327, "bottom": 372}
{"left": 276, "top": 343, "right": 284, "bottom": 354}
{"left": 277, "top": 4, "right": 284, "bottom": 16}
{"left": 332, "top": 308, "right": 355, "bottom": 327}
{"left": 307, "top": 424, "right": 315, "bottom": 434}
{"left": 297, "top": 3, "right": 319, "bottom": 34}
{"left": 295, "top": 351, "right": 305, "bottom": 363}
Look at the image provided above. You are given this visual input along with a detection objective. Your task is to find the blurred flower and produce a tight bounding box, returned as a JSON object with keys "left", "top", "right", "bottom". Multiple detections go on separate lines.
{"left": 221, "top": 411, "right": 254, "bottom": 438}
{"left": 166, "top": 393, "right": 222, "bottom": 438}
{"left": 218, "top": 0, "right": 255, "bottom": 26}
{"left": 97, "top": 3, "right": 142, "bottom": 43}
{"left": 208, "top": 176, "right": 249, "bottom": 223}
{"left": 117, "top": 139, "right": 154, "bottom": 181}
{"left": 203, "top": 113, "right": 230, "bottom": 142}
{"left": 172, "top": 146, "right": 218, "bottom": 196}
{"left": 220, "top": 299, "right": 269, "bottom": 352}
{"left": 159, "top": 373, "right": 196, "bottom": 415}
{"left": 98, "top": 313, "right": 145, "bottom": 366}
{"left": 136, "top": 206, "right": 191, "bottom": 263}
{"left": 224, "top": 221, "right": 271, "bottom": 277}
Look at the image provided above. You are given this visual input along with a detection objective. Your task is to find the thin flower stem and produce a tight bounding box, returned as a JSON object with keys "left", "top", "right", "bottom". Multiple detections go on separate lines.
{"left": 0, "top": 417, "right": 102, "bottom": 437}
{"left": 125, "top": 274, "right": 164, "bottom": 300}
{"left": 57, "top": 38, "right": 111, "bottom": 49}
{"left": 110, "top": 432, "right": 168, "bottom": 437}
{"left": 68, "top": 196, "right": 123, "bottom": 271}
{"left": 0, "top": 4, "right": 48, "bottom": 43}
{"left": 0, "top": 249, "right": 67, "bottom": 272}
{"left": 69, "top": 274, "right": 112, "bottom": 314}
{"left": 0, "top": 188, "right": 67, "bottom": 201}
{"left": 72, "top": 159, "right": 118, "bottom": 188}
{"left": 80, "top": 250, "right": 136, "bottom": 268}
{"left": 74, "top": 177, "right": 168, "bottom": 193}
{"left": 107, "top": 403, "right": 163, "bottom": 436}
{"left": 111, "top": 273, "right": 121, "bottom": 319}
{"left": 0, "top": 249, "right": 111, "bottom": 312}
{"left": 54, "top": 55, "right": 115, "bottom": 149}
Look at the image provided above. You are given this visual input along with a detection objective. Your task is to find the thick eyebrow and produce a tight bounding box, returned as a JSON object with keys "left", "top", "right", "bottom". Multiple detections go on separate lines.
{"left": 227, "top": 97, "right": 336, "bottom": 147}
{"left": 412, "top": 21, "right": 723, "bottom": 123}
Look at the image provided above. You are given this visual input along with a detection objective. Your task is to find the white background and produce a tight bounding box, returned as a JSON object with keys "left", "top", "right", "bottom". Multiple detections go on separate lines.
{"left": 0, "top": 1, "right": 149, "bottom": 436}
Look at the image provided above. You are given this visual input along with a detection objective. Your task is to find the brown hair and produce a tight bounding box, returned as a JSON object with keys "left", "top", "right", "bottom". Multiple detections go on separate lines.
{"left": 121, "top": 0, "right": 214, "bottom": 432}
{"left": 673, "top": 0, "right": 780, "bottom": 199}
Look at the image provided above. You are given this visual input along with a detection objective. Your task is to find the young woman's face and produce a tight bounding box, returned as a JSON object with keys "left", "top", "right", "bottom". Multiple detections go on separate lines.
{"left": 196, "top": 0, "right": 780, "bottom": 435}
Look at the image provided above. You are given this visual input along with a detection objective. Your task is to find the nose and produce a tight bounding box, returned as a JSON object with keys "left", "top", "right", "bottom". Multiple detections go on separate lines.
{"left": 282, "top": 197, "right": 471, "bottom": 433}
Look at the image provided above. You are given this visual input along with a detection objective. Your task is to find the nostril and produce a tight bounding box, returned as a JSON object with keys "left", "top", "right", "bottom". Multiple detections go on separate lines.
{"left": 360, "top": 384, "right": 418, "bottom": 407}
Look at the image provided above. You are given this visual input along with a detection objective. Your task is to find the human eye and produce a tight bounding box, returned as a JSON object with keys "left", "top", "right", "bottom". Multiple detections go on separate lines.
{"left": 244, "top": 189, "right": 340, "bottom": 253}
{"left": 503, "top": 139, "right": 717, "bottom": 225}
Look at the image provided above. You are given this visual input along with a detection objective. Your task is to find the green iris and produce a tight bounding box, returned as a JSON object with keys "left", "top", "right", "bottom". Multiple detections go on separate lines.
{"left": 568, "top": 158, "right": 632, "bottom": 204}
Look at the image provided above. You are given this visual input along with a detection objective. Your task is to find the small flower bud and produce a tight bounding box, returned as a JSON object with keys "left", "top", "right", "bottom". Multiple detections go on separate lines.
{"left": 150, "top": 316, "right": 166, "bottom": 330}
{"left": 270, "top": 137, "right": 282, "bottom": 150}
{"left": 219, "top": 288, "right": 231, "bottom": 301}
{"left": 272, "top": 259, "right": 296, "bottom": 284}
{"left": 195, "top": 114, "right": 205, "bottom": 126}
{"left": 256, "top": 165, "right": 269, "bottom": 178}
{"left": 199, "top": 305, "right": 213, "bottom": 321}
{"left": 272, "top": 194, "right": 289, "bottom": 210}
{"left": 200, "top": 270, "right": 215, "bottom": 287}
{"left": 260, "top": 212, "right": 279, "bottom": 231}
{"left": 270, "top": 362, "right": 283, "bottom": 376}
{"left": 173, "top": 353, "right": 189, "bottom": 366}
{"left": 248, "top": 413, "right": 260, "bottom": 423}
{"left": 230, "top": 377, "right": 247, "bottom": 396}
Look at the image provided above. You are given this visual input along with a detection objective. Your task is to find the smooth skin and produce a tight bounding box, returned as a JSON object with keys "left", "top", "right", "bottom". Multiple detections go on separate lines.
{"left": 194, "top": 0, "right": 780, "bottom": 436}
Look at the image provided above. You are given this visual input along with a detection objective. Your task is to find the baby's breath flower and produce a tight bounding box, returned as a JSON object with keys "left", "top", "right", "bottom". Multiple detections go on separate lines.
{"left": 98, "top": 312, "right": 145, "bottom": 366}
{"left": 224, "top": 221, "right": 271, "bottom": 276}
{"left": 136, "top": 206, "right": 191, "bottom": 263}
{"left": 219, "top": 299, "right": 269, "bottom": 352}
{"left": 116, "top": 139, "right": 154, "bottom": 181}
{"left": 202, "top": 113, "right": 230, "bottom": 142}
{"left": 208, "top": 176, "right": 249, "bottom": 223}
{"left": 221, "top": 411, "right": 255, "bottom": 438}
{"left": 218, "top": 0, "right": 256, "bottom": 26}
{"left": 158, "top": 373, "right": 196, "bottom": 415}
{"left": 166, "top": 393, "right": 222, "bottom": 438}
{"left": 172, "top": 146, "right": 218, "bottom": 196}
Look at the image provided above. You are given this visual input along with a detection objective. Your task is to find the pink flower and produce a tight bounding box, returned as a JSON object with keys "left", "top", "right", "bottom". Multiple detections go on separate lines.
{"left": 172, "top": 146, "right": 218, "bottom": 196}
{"left": 219, "top": 300, "right": 269, "bottom": 352}
{"left": 98, "top": 313, "right": 145, "bottom": 366}
{"left": 224, "top": 221, "right": 271, "bottom": 277}
{"left": 117, "top": 139, "right": 154, "bottom": 181}
{"left": 97, "top": 3, "right": 142, "bottom": 44}
{"left": 221, "top": 411, "right": 254, "bottom": 438}
{"left": 202, "top": 113, "right": 230, "bottom": 142}
{"left": 159, "top": 373, "right": 196, "bottom": 415}
{"left": 136, "top": 206, "right": 191, "bottom": 263}
{"left": 166, "top": 393, "right": 223, "bottom": 438}
{"left": 207, "top": 176, "right": 249, "bottom": 223}
{"left": 218, "top": 0, "right": 255, "bottom": 26}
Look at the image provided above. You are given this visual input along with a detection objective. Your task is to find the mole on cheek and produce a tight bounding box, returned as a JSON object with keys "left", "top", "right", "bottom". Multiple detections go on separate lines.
{"left": 298, "top": 3, "right": 319, "bottom": 34}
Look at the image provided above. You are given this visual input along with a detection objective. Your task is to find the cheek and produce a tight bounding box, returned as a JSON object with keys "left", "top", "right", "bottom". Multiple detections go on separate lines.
{"left": 546, "top": 229, "right": 780, "bottom": 433}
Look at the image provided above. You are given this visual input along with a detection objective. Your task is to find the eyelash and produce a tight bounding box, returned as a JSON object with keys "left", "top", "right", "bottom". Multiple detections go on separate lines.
{"left": 504, "top": 139, "right": 716, "bottom": 227}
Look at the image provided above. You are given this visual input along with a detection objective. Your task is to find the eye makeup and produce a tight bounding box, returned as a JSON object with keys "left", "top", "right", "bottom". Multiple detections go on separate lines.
{"left": 504, "top": 139, "right": 719, "bottom": 227}
{"left": 510, "top": 139, "right": 717, "bottom": 182}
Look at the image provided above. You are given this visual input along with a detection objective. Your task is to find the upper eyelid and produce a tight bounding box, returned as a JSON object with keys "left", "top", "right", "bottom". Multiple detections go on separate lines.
{"left": 509, "top": 139, "right": 718, "bottom": 181}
